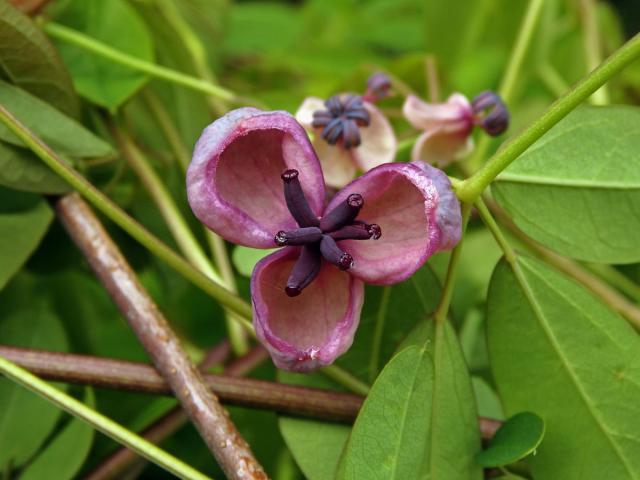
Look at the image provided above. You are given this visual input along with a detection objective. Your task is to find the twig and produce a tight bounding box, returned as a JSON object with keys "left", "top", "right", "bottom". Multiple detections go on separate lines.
{"left": 0, "top": 345, "right": 359, "bottom": 421}
{"left": 55, "top": 194, "right": 266, "bottom": 480}
{"left": 0, "top": 346, "right": 501, "bottom": 440}
{"left": 85, "top": 346, "right": 269, "bottom": 480}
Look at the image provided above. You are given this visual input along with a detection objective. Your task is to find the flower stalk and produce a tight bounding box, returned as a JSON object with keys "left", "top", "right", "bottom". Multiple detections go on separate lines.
{"left": 456, "top": 32, "right": 640, "bottom": 203}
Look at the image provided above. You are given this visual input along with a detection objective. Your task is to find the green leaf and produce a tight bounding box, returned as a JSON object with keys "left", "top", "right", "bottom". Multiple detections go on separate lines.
{"left": 0, "top": 195, "right": 52, "bottom": 290}
{"left": 471, "top": 376, "right": 504, "bottom": 420}
{"left": 0, "top": 141, "right": 70, "bottom": 193}
{"left": 487, "top": 255, "right": 640, "bottom": 479}
{"left": 0, "top": 302, "right": 69, "bottom": 469}
{"left": 475, "top": 412, "right": 545, "bottom": 467}
{"left": 339, "top": 264, "right": 442, "bottom": 383}
{"left": 493, "top": 106, "right": 640, "bottom": 263}
{"left": 51, "top": 0, "right": 154, "bottom": 109}
{"left": 338, "top": 322, "right": 481, "bottom": 479}
{"left": 278, "top": 417, "right": 350, "bottom": 480}
{"left": 338, "top": 346, "right": 434, "bottom": 479}
{"left": 0, "top": 1, "right": 79, "bottom": 117}
{"left": 0, "top": 80, "right": 113, "bottom": 158}
{"left": 20, "top": 388, "right": 95, "bottom": 480}
{"left": 278, "top": 371, "right": 350, "bottom": 480}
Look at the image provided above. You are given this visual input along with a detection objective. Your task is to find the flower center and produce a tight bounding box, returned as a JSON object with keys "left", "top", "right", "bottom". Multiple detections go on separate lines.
{"left": 276, "top": 169, "right": 381, "bottom": 297}
{"left": 311, "top": 95, "right": 371, "bottom": 149}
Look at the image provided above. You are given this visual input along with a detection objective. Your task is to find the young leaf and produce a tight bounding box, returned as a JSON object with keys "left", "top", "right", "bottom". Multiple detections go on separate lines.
{"left": 0, "top": 194, "right": 52, "bottom": 290}
{"left": 487, "top": 255, "right": 640, "bottom": 479}
{"left": 493, "top": 106, "right": 640, "bottom": 264}
{"left": 0, "top": 80, "right": 113, "bottom": 158}
{"left": 0, "top": 1, "right": 79, "bottom": 117}
{"left": 0, "top": 302, "right": 69, "bottom": 470}
{"left": 50, "top": 0, "right": 154, "bottom": 109}
{"left": 338, "top": 321, "right": 481, "bottom": 480}
{"left": 475, "top": 411, "right": 545, "bottom": 467}
{"left": 19, "top": 388, "right": 96, "bottom": 480}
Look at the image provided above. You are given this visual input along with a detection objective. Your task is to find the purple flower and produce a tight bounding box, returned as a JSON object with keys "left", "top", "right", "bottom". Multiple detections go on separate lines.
{"left": 403, "top": 91, "right": 509, "bottom": 167}
{"left": 295, "top": 74, "right": 397, "bottom": 189}
{"left": 187, "top": 108, "right": 461, "bottom": 372}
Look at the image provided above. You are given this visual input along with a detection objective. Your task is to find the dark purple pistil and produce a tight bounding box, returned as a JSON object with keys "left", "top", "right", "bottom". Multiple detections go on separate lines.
{"left": 311, "top": 95, "right": 371, "bottom": 149}
{"left": 277, "top": 169, "right": 381, "bottom": 296}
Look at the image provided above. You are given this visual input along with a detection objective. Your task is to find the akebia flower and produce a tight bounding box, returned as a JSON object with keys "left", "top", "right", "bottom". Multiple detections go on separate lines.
{"left": 295, "top": 73, "right": 397, "bottom": 189}
{"left": 403, "top": 90, "right": 509, "bottom": 167}
{"left": 187, "top": 108, "right": 461, "bottom": 372}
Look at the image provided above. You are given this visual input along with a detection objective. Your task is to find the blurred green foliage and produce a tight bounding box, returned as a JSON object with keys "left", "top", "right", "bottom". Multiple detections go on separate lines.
{"left": 0, "top": 0, "right": 639, "bottom": 479}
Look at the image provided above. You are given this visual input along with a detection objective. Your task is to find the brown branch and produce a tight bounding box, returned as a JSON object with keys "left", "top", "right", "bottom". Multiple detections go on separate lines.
{"left": 84, "top": 346, "right": 269, "bottom": 480}
{"left": 0, "top": 345, "right": 501, "bottom": 438}
{"left": 55, "top": 193, "right": 266, "bottom": 480}
{"left": 0, "top": 346, "right": 362, "bottom": 422}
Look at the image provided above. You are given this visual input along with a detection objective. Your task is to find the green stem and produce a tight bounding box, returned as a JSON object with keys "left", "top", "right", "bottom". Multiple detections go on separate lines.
{"left": 582, "top": 263, "right": 640, "bottom": 303}
{"left": 142, "top": 90, "right": 191, "bottom": 172}
{"left": 321, "top": 365, "right": 370, "bottom": 397}
{"left": 474, "top": 198, "right": 517, "bottom": 264}
{"left": 154, "top": 0, "right": 228, "bottom": 115}
{"left": 468, "top": 0, "right": 546, "bottom": 170}
{"left": 368, "top": 286, "right": 391, "bottom": 382}
{"left": 456, "top": 32, "right": 640, "bottom": 203}
{"left": 139, "top": 92, "right": 249, "bottom": 354}
{"left": 0, "top": 104, "right": 253, "bottom": 326}
{"left": 579, "top": 0, "right": 610, "bottom": 105}
{"left": 433, "top": 203, "right": 473, "bottom": 324}
{"left": 538, "top": 63, "right": 570, "bottom": 98}
{"left": 111, "top": 123, "right": 225, "bottom": 286}
{"left": 0, "top": 355, "right": 213, "bottom": 480}
{"left": 43, "top": 22, "right": 235, "bottom": 103}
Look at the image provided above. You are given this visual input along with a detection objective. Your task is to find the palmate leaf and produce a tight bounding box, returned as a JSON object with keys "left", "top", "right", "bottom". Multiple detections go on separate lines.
{"left": 50, "top": 0, "right": 154, "bottom": 110}
{"left": 493, "top": 106, "right": 640, "bottom": 263}
{"left": 0, "top": 0, "right": 79, "bottom": 117}
{"left": 487, "top": 255, "right": 640, "bottom": 479}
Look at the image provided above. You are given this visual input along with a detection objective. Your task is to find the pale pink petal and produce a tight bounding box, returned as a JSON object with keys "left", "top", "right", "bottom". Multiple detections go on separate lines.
{"left": 325, "top": 163, "right": 440, "bottom": 284}
{"left": 187, "top": 108, "right": 326, "bottom": 248}
{"left": 295, "top": 97, "right": 327, "bottom": 130}
{"left": 411, "top": 127, "right": 474, "bottom": 166}
{"left": 411, "top": 162, "right": 461, "bottom": 251}
{"left": 313, "top": 136, "right": 358, "bottom": 189}
{"left": 251, "top": 248, "right": 365, "bottom": 372}
{"left": 403, "top": 93, "right": 472, "bottom": 132}
{"left": 351, "top": 102, "right": 397, "bottom": 172}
